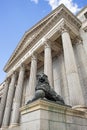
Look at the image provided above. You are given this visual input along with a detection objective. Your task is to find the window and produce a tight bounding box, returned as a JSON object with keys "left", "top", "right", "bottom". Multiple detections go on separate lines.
{"left": 84, "top": 12, "right": 87, "bottom": 19}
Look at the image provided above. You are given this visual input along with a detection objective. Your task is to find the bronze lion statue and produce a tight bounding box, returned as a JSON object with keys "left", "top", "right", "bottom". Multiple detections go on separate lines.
{"left": 27, "top": 73, "right": 65, "bottom": 105}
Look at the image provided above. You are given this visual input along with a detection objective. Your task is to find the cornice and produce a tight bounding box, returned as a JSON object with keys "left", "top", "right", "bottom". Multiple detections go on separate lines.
{"left": 4, "top": 4, "right": 82, "bottom": 72}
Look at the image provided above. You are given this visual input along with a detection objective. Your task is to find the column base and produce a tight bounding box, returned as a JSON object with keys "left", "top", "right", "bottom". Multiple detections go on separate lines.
{"left": 1, "top": 124, "right": 20, "bottom": 130}
{"left": 9, "top": 123, "right": 19, "bottom": 128}
{"left": 0, "top": 126, "right": 8, "bottom": 130}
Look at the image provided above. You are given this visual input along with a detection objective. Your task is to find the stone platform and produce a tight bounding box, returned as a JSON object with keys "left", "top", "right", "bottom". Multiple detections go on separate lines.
{"left": 20, "top": 99, "right": 87, "bottom": 130}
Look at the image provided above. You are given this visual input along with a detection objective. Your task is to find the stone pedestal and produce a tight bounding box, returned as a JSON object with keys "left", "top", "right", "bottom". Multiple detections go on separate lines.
{"left": 19, "top": 99, "right": 87, "bottom": 130}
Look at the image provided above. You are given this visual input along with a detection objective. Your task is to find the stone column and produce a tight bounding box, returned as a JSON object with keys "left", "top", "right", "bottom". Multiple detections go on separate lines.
{"left": 44, "top": 40, "right": 54, "bottom": 87}
{"left": 10, "top": 64, "right": 25, "bottom": 127}
{"left": 57, "top": 54, "right": 70, "bottom": 105}
{"left": 75, "top": 39, "right": 87, "bottom": 74}
{"left": 27, "top": 53, "right": 37, "bottom": 101}
{"left": 75, "top": 39, "right": 87, "bottom": 105}
{"left": 0, "top": 78, "right": 10, "bottom": 127}
{"left": 61, "top": 27, "right": 84, "bottom": 106}
{"left": 2, "top": 72, "right": 17, "bottom": 128}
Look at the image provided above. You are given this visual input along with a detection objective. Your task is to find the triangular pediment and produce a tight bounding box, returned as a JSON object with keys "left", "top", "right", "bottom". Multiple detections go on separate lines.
{"left": 13, "top": 14, "right": 55, "bottom": 58}
{"left": 4, "top": 4, "right": 82, "bottom": 72}
{"left": 4, "top": 10, "right": 57, "bottom": 71}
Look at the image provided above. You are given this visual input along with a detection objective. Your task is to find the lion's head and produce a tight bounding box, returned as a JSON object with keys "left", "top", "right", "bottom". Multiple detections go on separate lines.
{"left": 36, "top": 73, "right": 49, "bottom": 84}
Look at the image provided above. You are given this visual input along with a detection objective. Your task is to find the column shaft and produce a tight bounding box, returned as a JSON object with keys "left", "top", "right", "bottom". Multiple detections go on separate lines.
{"left": 57, "top": 55, "right": 70, "bottom": 105}
{"left": 61, "top": 29, "right": 84, "bottom": 106}
{"left": 75, "top": 41, "right": 87, "bottom": 104}
{"left": 44, "top": 43, "right": 54, "bottom": 87}
{"left": 0, "top": 79, "right": 10, "bottom": 127}
{"left": 27, "top": 54, "right": 37, "bottom": 101}
{"left": 2, "top": 72, "right": 17, "bottom": 128}
{"left": 76, "top": 41, "right": 87, "bottom": 74}
{"left": 10, "top": 65, "right": 25, "bottom": 126}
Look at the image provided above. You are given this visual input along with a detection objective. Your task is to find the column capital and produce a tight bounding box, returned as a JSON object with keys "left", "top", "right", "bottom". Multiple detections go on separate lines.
{"left": 5, "top": 77, "right": 10, "bottom": 83}
{"left": 31, "top": 52, "right": 37, "bottom": 61}
{"left": 13, "top": 71, "right": 17, "bottom": 76}
{"left": 20, "top": 63, "right": 25, "bottom": 71}
{"left": 43, "top": 39, "right": 52, "bottom": 49}
{"left": 74, "top": 36, "right": 83, "bottom": 45}
{"left": 9, "top": 71, "right": 17, "bottom": 80}
{"left": 60, "top": 23, "right": 70, "bottom": 34}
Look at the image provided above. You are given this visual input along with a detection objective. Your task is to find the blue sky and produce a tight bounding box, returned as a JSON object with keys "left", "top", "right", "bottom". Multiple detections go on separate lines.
{"left": 0, "top": 0, "right": 87, "bottom": 83}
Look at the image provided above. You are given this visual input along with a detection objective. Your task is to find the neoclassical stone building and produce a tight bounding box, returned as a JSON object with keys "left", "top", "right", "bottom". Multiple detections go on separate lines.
{"left": 0, "top": 4, "right": 87, "bottom": 130}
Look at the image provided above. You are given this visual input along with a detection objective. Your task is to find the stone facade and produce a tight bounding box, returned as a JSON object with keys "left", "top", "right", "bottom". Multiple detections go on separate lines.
{"left": 0, "top": 4, "right": 87, "bottom": 130}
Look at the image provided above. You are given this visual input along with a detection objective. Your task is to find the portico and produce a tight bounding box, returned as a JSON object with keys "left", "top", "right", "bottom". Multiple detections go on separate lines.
{"left": 0, "top": 4, "right": 87, "bottom": 129}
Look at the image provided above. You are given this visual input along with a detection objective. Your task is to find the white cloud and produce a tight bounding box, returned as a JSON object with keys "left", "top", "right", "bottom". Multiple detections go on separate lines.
{"left": 30, "top": 0, "right": 81, "bottom": 14}
{"left": 46, "top": 0, "right": 58, "bottom": 10}
{"left": 30, "top": 0, "right": 39, "bottom": 4}
{"left": 46, "top": 0, "right": 81, "bottom": 14}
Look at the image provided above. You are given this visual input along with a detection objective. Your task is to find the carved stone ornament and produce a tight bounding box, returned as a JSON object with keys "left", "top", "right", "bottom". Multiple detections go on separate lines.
{"left": 27, "top": 73, "right": 65, "bottom": 105}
